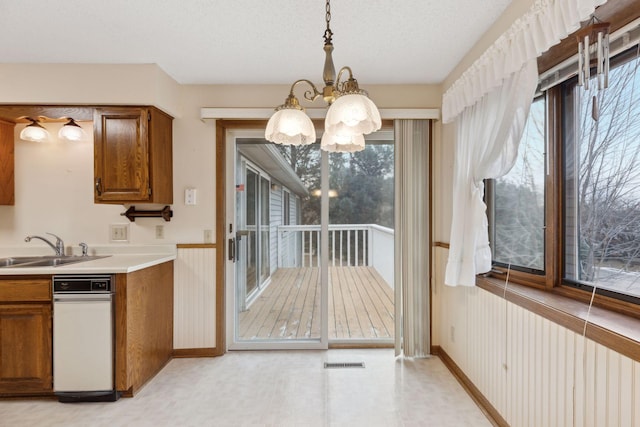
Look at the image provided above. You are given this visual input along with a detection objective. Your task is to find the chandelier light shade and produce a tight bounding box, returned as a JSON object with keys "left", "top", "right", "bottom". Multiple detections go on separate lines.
{"left": 325, "top": 93, "right": 382, "bottom": 137}
{"left": 58, "top": 118, "right": 86, "bottom": 141}
{"left": 320, "top": 132, "right": 365, "bottom": 153}
{"left": 20, "top": 118, "right": 50, "bottom": 142}
{"left": 265, "top": 95, "right": 316, "bottom": 145}
{"left": 264, "top": 0, "right": 381, "bottom": 152}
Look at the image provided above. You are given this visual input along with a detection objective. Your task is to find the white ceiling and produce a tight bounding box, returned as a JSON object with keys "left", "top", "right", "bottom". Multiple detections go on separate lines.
{"left": 0, "top": 0, "right": 513, "bottom": 85}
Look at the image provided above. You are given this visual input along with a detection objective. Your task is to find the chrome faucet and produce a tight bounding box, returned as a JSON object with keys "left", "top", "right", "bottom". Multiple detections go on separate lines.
{"left": 24, "top": 232, "right": 65, "bottom": 256}
{"left": 79, "top": 242, "right": 89, "bottom": 256}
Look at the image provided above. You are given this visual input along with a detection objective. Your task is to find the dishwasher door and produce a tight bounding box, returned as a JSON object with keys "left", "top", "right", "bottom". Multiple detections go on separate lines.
{"left": 53, "top": 293, "right": 115, "bottom": 400}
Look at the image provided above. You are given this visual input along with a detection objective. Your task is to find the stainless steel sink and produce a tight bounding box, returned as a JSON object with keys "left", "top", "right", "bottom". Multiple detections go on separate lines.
{"left": 0, "top": 255, "right": 109, "bottom": 268}
{"left": 0, "top": 256, "right": 46, "bottom": 267}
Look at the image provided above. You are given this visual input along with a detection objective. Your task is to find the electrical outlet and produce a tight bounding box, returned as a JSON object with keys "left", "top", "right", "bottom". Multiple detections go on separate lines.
{"left": 155, "top": 225, "right": 164, "bottom": 239}
{"left": 110, "top": 224, "right": 129, "bottom": 242}
{"left": 204, "top": 229, "right": 213, "bottom": 243}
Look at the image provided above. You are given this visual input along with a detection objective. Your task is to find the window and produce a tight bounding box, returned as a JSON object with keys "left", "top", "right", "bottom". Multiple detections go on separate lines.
{"left": 562, "top": 47, "right": 640, "bottom": 303}
{"left": 489, "top": 45, "right": 640, "bottom": 306}
{"left": 491, "top": 96, "right": 546, "bottom": 273}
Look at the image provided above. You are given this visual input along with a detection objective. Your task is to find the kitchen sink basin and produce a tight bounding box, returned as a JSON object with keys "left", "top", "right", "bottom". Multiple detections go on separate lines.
{"left": 0, "top": 256, "right": 46, "bottom": 267}
{"left": 0, "top": 255, "right": 109, "bottom": 268}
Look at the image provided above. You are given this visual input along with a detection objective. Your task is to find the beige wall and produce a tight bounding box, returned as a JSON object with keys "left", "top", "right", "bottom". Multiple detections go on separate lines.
{"left": 0, "top": 63, "right": 441, "bottom": 250}
{"left": 442, "top": 0, "right": 537, "bottom": 90}
{"left": 0, "top": 64, "right": 181, "bottom": 117}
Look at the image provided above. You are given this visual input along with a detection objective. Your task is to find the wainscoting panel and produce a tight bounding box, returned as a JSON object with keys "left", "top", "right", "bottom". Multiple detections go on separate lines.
{"left": 174, "top": 245, "right": 216, "bottom": 349}
{"left": 433, "top": 246, "right": 639, "bottom": 427}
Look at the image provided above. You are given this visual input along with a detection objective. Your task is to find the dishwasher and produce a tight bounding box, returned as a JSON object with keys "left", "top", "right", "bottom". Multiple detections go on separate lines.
{"left": 53, "top": 275, "right": 120, "bottom": 402}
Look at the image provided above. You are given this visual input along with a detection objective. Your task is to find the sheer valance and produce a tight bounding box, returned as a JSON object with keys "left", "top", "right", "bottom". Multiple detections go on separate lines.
{"left": 442, "top": 0, "right": 607, "bottom": 123}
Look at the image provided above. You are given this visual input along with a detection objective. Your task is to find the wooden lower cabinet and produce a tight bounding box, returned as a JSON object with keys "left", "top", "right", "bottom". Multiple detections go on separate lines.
{"left": 0, "top": 263, "right": 174, "bottom": 398}
{"left": 0, "top": 279, "right": 52, "bottom": 395}
{"left": 115, "top": 261, "right": 174, "bottom": 396}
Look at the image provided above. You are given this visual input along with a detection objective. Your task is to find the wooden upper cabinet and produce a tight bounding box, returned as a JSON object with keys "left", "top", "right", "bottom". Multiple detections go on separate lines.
{"left": 0, "top": 119, "right": 15, "bottom": 206}
{"left": 93, "top": 106, "right": 173, "bottom": 204}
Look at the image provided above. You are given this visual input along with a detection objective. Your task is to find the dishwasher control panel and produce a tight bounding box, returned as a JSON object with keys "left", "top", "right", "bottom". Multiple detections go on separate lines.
{"left": 53, "top": 275, "right": 113, "bottom": 293}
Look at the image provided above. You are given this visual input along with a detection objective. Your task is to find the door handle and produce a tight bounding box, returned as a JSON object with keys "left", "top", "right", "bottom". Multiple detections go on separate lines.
{"left": 228, "top": 237, "right": 236, "bottom": 262}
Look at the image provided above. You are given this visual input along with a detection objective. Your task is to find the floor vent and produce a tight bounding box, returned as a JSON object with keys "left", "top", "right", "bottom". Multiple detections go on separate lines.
{"left": 324, "top": 362, "right": 365, "bottom": 369}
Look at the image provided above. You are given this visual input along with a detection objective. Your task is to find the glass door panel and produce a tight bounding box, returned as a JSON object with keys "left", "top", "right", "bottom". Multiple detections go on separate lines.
{"left": 259, "top": 176, "right": 270, "bottom": 284}
{"left": 327, "top": 137, "right": 395, "bottom": 344}
{"left": 228, "top": 134, "right": 326, "bottom": 349}
{"left": 245, "top": 168, "right": 259, "bottom": 297}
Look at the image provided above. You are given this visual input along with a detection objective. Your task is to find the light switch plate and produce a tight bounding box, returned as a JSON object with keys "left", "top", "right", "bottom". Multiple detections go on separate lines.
{"left": 185, "top": 188, "right": 197, "bottom": 205}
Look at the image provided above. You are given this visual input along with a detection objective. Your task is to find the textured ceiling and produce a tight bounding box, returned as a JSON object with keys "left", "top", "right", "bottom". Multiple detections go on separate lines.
{"left": 0, "top": 0, "right": 513, "bottom": 85}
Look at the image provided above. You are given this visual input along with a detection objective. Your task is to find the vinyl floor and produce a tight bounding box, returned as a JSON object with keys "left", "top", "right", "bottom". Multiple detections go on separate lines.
{"left": 0, "top": 349, "right": 493, "bottom": 427}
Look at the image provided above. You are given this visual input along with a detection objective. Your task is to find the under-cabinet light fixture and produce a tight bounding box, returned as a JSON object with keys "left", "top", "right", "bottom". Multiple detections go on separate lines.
{"left": 19, "top": 118, "right": 50, "bottom": 142}
{"left": 58, "top": 118, "right": 86, "bottom": 141}
{"left": 264, "top": 0, "right": 381, "bottom": 153}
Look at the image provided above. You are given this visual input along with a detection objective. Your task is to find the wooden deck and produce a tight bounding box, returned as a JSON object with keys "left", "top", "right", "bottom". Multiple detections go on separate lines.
{"left": 238, "top": 267, "right": 394, "bottom": 341}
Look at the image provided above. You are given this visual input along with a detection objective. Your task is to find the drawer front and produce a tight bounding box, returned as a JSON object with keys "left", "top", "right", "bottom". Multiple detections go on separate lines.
{"left": 0, "top": 279, "right": 51, "bottom": 302}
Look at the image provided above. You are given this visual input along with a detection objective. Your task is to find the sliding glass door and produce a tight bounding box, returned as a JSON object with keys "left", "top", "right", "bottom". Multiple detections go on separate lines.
{"left": 227, "top": 131, "right": 326, "bottom": 349}
{"left": 235, "top": 161, "right": 271, "bottom": 310}
{"left": 226, "top": 129, "right": 396, "bottom": 350}
{"left": 327, "top": 137, "right": 395, "bottom": 345}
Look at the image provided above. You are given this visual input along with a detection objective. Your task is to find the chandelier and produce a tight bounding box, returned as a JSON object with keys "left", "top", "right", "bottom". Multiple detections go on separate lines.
{"left": 264, "top": 0, "right": 381, "bottom": 152}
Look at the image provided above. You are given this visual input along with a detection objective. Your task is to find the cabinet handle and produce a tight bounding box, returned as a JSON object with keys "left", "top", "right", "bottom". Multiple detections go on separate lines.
{"left": 95, "top": 177, "right": 102, "bottom": 196}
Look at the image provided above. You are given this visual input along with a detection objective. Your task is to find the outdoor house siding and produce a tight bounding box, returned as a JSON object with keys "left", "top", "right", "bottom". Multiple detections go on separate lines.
{"left": 269, "top": 185, "right": 302, "bottom": 272}
{"left": 283, "top": 192, "right": 302, "bottom": 267}
{"left": 291, "top": 194, "right": 299, "bottom": 225}
{"left": 270, "top": 183, "right": 282, "bottom": 275}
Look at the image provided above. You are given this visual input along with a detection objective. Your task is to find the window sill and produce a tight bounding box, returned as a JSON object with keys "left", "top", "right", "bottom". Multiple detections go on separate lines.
{"left": 476, "top": 275, "right": 640, "bottom": 363}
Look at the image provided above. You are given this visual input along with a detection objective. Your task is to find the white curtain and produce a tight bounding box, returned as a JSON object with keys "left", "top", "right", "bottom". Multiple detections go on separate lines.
{"left": 442, "top": 0, "right": 607, "bottom": 123}
{"left": 444, "top": 60, "right": 538, "bottom": 287}
{"left": 395, "top": 119, "right": 430, "bottom": 357}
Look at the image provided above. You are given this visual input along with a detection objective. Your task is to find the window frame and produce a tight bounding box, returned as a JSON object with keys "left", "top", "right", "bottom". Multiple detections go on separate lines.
{"left": 488, "top": 91, "right": 558, "bottom": 291}
{"left": 487, "top": 94, "right": 548, "bottom": 282}
{"left": 489, "top": 54, "right": 640, "bottom": 319}
{"left": 557, "top": 50, "right": 640, "bottom": 316}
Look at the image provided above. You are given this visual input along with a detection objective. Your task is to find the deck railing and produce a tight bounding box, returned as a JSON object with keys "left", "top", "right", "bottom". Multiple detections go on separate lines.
{"left": 277, "top": 224, "right": 395, "bottom": 287}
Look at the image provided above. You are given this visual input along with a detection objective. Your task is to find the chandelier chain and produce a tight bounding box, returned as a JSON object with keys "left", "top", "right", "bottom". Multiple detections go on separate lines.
{"left": 323, "top": 0, "right": 333, "bottom": 44}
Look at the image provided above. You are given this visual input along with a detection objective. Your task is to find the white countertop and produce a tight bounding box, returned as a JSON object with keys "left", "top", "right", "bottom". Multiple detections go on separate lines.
{"left": 0, "top": 245, "right": 177, "bottom": 275}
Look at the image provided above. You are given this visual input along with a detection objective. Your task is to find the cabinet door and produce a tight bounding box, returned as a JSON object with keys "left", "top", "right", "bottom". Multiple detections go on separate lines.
{"left": 0, "top": 304, "right": 52, "bottom": 394}
{"left": 94, "top": 107, "right": 150, "bottom": 203}
{"left": 0, "top": 119, "right": 15, "bottom": 206}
